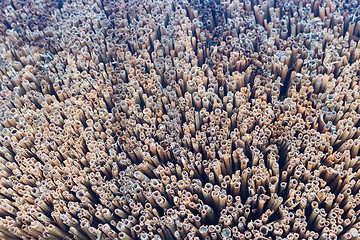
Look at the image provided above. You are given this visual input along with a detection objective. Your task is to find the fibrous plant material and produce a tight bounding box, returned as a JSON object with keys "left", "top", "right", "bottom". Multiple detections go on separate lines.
{"left": 0, "top": 0, "right": 360, "bottom": 239}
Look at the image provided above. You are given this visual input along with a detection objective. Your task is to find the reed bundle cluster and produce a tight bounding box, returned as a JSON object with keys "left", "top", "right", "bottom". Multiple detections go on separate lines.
{"left": 0, "top": 0, "right": 360, "bottom": 239}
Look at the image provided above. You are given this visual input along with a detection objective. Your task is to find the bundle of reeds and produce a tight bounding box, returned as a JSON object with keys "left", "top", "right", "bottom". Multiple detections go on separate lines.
{"left": 0, "top": 0, "right": 360, "bottom": 239}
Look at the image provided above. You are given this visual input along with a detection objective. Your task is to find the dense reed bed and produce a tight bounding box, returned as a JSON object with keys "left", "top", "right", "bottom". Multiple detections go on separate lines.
{"left": 1, "top": 0, "right": 360, "bottom": 239}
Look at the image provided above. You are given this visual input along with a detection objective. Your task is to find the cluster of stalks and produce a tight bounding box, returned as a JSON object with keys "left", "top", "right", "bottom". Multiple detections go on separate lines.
{"left": 1, "top": 0, "right": 360, "bottom": 239}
